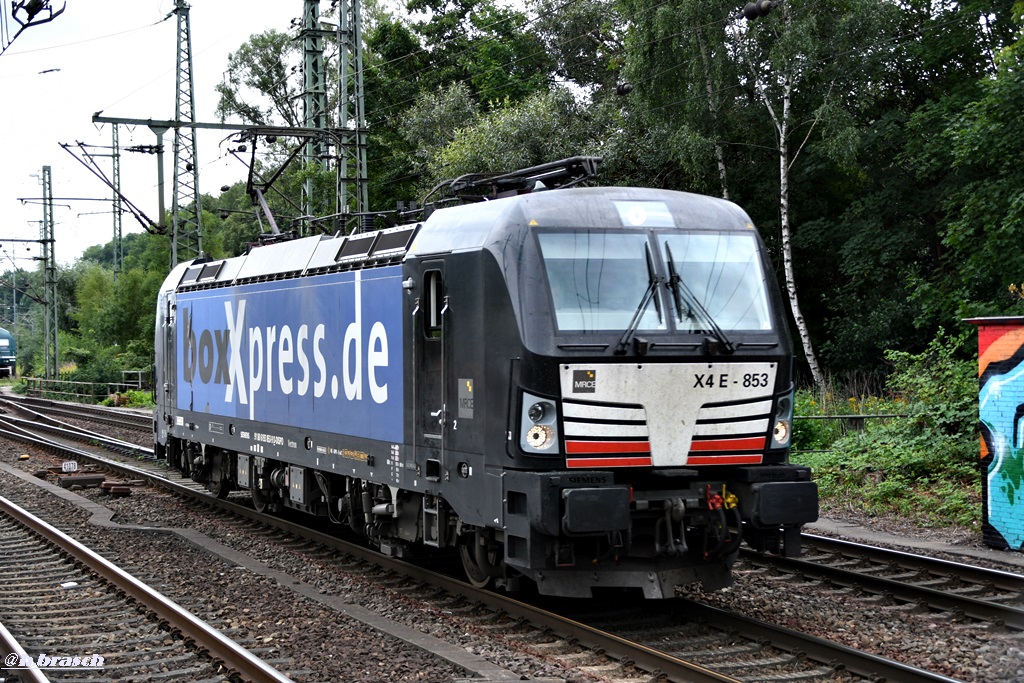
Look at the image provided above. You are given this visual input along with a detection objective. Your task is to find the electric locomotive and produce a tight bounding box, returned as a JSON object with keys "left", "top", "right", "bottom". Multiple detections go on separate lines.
{"left": 0, "top": 326, "right": 16, "bottom": 377}
{"left": 154, "top": 158, "right": 818, "bottom": 598}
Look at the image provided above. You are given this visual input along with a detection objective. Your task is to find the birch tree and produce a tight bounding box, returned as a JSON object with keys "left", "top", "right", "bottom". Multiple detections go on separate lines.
{"left": 736, "top": 0, "right": 894, "bottom": 386}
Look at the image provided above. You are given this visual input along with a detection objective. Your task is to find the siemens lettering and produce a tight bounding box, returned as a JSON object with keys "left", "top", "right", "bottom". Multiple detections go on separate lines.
{"left": 176, "top": 268, "right": 403, "bottom": 442}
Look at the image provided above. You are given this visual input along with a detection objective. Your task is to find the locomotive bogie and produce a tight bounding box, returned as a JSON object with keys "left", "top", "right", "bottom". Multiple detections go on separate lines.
{"left": 154, "top": 184, "right": 819, "bottom": 598}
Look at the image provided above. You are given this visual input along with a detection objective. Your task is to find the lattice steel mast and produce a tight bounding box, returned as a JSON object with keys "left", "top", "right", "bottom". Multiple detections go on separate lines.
{"left": 112, "top": 124, "right": 123, "bottom": 279}
{"left": 299, "top": 0, "right": 368, "bottom": 234}
{"left": 40, "top": 165, "right": 57, "bottom": 379}
{"left": 337, "top": 0, "right": 368, "bottom": 226}
{"left": 171, "top": 0, "right": 202, "bottom": 265}
{"left": 301, "top": 0, "right": 329, "bottom": 234}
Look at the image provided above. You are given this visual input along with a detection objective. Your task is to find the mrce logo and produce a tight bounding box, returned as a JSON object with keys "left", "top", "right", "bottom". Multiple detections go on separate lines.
{"left": 572, "top": 369, "right": 596, "bottom": 393}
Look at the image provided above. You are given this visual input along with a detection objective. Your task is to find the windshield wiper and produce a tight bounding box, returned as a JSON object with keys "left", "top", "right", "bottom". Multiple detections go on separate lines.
{"left": 664, "top": 243, "right": 734, "bottom": 355}
{"left": 614, "top": 245, "right": 663, "bottom": 355}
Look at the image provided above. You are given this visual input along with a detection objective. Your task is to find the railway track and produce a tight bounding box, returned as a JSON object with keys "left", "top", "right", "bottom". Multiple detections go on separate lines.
{"left": 0, "top": 494, "right": 291, "bottom": 683}
{"left": 4, "top": 395, "right": 151, "bottom": 433}
{"left": 0, "top": 397, "right": 210, "bottom": 498}
{"left": 741, "top": 535, "right": 1024, "bottom": 631}
{"left": 0, "top": 402, "right": 989, "bottom": 683}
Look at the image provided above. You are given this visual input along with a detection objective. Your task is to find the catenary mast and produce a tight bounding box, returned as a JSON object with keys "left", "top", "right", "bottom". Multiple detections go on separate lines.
{"left": 171, "top": 0, "right": 202, "bottom": 265}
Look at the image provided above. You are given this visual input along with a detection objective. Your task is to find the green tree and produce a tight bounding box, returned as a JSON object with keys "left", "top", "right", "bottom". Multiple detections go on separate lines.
{"left": 216, "top": 30, "right": 302, "bottom": 126}
{"left": 364, "top": 14, "right": 432, "bottom": 209}
{"left": 618, "top": 0, "right": 899, "bottom": 383}
{"left": 72, "top": 265, "right": 159, "bottom": 351}
{"left": 780, "top": 0, "right": 1018, "bottom": 373}
{"left": 940, "top": 17, "right": 1024, "bottom": 315}
{"left": 403, "top": 83, "right": 480, "bottom": 170}
{"left": 427, "top": 87, "right": 597, "bottom": 185}
{"left": 534, "top": 0, "right": 623, "bottom": 94}
{"left": 403, "top": 0, "right": 554, "bottom": 103}
{"left": 620, "top": 0, "right": 740, "bottom": 198}
{"left": 735, "top": 0, "right": 898, "bottom": 386}
{"left": 460, "top": 2, "right": 554, "bottom": 104}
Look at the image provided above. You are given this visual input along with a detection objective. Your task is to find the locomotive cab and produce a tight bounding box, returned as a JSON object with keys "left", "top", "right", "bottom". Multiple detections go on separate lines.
{"left": 406, "top": 186, "right": 818, "bottom": 597}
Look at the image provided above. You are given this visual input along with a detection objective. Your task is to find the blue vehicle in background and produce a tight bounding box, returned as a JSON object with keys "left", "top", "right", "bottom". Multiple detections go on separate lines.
{"left": 0, "top": 326, "right": 15, "bottom": 377}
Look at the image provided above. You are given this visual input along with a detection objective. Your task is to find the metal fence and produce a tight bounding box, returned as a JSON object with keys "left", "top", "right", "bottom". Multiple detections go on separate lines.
{"left": 23, "top": 371, "right": 149, "bottom": 404}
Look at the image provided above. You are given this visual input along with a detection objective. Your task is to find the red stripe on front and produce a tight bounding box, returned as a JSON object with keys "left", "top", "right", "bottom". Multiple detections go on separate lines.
{"left": 567, "top": 456, "right": 653, "bottom": 468}
{"left": 686, "top": 454, "right": 764, "bottom": 465}
{"left": 689, "top": 436, "right": 766, "bottom": 451}
{"left": 565, "top": 440, "right": 651, "bottom": 454}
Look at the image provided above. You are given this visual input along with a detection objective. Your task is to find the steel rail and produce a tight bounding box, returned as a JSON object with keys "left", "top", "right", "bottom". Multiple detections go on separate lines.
{"left": 0, "top": 495, "right": 291, "bottom": 683}
{"left": 746, "top": 543, "right": 1024, "bottom": 631}
{"left": 34, "top": 404, "right": 150, "bottom": 431}
{"left": 0, "top": 420, "right": 736, "bottom": 683}
{"left": 0, "top": 417, "right": 99, "bottom": 459}
{"left": 677, "top": 600, "right": 965, "bottom": 683}
{"left": 202, "top": 497, "right": 741, "bottom": 683}
{"left": 0, "top": 620, "right": 51, "bottom": 683}
{"left": 207, "top": 495, "right": 968, "bottom": 683}
{"left": 803, "top": 533, "right": 1024, "bottom": 591}
{"left": 7, "top": 395, "right": 152, "bottom": 429}
{"left": 753, "top": 553, "right": 1024, "bottom": 631}
{"left": 0, "top": 410, "right": 152, "bottom": 458}
{"left": 0, "top": 395, "right": 151, "bottom": 432}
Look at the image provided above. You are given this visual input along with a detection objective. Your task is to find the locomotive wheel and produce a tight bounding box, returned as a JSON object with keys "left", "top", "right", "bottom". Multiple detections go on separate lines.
{"left": 177, "top": 450, "right": 191, "bottom": 477}
{"left": 458, "top": 532, "right": 502, "bottom": 589}
{"left": 206, "top": 477, "right": 231, "bottom": 500}
{"left": 251, "top": 485, "right": 271, "bottom": 513}
{"left": 205, "top": 452, "right": 231, "bottom": 500}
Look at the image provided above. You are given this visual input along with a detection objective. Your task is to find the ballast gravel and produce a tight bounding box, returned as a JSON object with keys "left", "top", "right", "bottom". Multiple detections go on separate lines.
{"left": 1, "top": 435, "right": 1022, "bottom": 682}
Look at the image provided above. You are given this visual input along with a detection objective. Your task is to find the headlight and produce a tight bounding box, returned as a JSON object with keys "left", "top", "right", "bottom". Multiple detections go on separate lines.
{"left": 528, "top": 401, "right": 552, "bottom": 423}
{"left": 773, "top": 420, "right": 790, "bottom": 443}
{"left": 520, "top": 392, "right": 559, "bottom": 454}
{"left": 526, "top": 424, "right": 555, "bottom": 449}
{"left": 771, "top": 391, "right": 794, "bottom": 448}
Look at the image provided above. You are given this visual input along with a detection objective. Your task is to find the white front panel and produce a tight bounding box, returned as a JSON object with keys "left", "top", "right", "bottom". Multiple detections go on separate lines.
{"left": 559, "top": 362, "right": 777, "bottom": 466}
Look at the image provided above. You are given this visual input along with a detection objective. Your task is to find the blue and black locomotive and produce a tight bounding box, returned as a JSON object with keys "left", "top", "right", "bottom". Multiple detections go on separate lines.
{"left": 154, "top": 159, "right": 818, "bottom": 598}
{"left": 0, "top": 326, "right": 16, "bottom": 377}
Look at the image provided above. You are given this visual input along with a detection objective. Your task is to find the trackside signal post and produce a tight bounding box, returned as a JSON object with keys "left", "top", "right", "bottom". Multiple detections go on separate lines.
{"left": 966, "top": 316, "right": 1024, "bottom": 552}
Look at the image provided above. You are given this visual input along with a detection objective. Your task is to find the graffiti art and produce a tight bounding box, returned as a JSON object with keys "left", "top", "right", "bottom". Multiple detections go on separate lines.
{"left": 975, "top": 320, "right": 1024, "bottom": 551}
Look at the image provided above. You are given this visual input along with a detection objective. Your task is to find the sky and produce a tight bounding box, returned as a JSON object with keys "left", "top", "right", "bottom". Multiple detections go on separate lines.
{"left": 0, "top": 1, "right": 305, "bottom": 267}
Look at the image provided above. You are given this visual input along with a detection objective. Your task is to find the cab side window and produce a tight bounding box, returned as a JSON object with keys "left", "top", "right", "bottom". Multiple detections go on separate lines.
{"left": 424, "top": 270, "right": 443, "bottom": 339}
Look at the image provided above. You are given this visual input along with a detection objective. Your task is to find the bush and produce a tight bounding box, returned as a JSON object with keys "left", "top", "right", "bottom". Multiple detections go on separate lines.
{"left": 59, "top": 336, "right": 152, "bottom": 386}
{"left": 792, "top": 384, "right": 899, "bottom": 452}
{"left": 791, "top": 389, "right": 842, "bottom": 452}
{"left": 793, "top": 329, "right": 981, "bottom": 527}
{"left": 122, "top": 390, "right": 154, "bottom": 409}
{"left": 100, "top": 391, "right": 154, "bottom": 409}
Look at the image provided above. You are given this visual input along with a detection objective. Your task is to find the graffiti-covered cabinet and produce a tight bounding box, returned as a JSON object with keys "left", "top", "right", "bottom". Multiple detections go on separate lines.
{"left": 966, "top": 317, "right": 1024, "bottom": 552}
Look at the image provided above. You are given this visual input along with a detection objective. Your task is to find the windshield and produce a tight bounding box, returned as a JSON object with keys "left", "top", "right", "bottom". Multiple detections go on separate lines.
{"left": 538, "top": 232, "right": 666, "bottom": 332}
{"left": 658, "top": 233, "right": 772, "bottom": 331}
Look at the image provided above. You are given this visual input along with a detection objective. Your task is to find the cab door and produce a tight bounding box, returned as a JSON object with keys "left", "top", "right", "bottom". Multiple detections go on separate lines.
{"left": 154, "top": 290, "right": 176, "bottom": 456}
{"left": 414, "top": 265, "right": 447, "bottom": 481}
